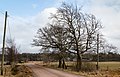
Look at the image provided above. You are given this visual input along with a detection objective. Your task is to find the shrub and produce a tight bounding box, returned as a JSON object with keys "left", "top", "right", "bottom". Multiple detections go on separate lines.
{"left": 81, "top": 62, "right": 96, "bottom": 72}
{"left": 11, "top": 65, "right": 19, "bottom": 75}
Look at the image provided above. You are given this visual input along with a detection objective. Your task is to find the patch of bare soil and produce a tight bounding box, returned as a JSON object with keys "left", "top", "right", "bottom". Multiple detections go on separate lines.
{"left": 11, "top": 65, "right": 33, "bottom": 77}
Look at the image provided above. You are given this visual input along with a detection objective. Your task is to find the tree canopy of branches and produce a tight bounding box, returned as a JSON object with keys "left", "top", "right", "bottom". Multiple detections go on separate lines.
{"left": 32, "top": 3, "right": 117, "bottom": 71}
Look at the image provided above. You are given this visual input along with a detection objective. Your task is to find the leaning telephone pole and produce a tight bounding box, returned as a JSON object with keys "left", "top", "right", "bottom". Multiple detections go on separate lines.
{"left": 1, "top": 11, "right": 7, "bottom": 75}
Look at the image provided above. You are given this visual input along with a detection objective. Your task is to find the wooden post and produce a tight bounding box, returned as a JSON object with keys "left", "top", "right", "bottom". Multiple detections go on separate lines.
{"left": 1, "top": 11, "right": 7, "bottom": 75}
{"left": 96, "top": 34, "right": 99, "bottom": 70}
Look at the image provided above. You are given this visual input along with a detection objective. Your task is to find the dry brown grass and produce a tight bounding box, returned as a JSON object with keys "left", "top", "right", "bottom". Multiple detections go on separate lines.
{"left": 11, "top": 65, "right": 33, "bottom": 77}
{"left": 0, "top": 65, "right": 33, "bottom": 77}
{"left": 85, "top": 62, "right": 120, "bottom": 77}
{"left": 42, "top": 61, "right": 120, "bottom": 77}
{"left": 76, "top": 62, "right": 120, "bottom": 77}
{"left": 84, "top": 70, "right": 120, "bottom": 77}
{"left": 0, "top": 65, "right": 12, "bottom": 77}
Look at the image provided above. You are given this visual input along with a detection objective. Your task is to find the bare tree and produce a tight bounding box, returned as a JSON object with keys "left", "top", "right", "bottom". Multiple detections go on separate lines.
{"left": 6, "top": 38, "right": 19, "bottom": 68}
{"left": 33, "top": 3, "right": 103, "bottom": 71}
{"left": 33, "top": 24, "right": 71, "bottom": 69}
{"left": 50, "top": 3, "right": 102, "bottom": 71}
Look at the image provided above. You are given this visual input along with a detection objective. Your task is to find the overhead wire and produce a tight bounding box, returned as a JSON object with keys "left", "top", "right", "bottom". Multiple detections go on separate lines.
{"left": 0, "top": 10, "right": 4, "bottom": 15}
{"left": 2, "top": 12, "right": 35, "bottom": 53}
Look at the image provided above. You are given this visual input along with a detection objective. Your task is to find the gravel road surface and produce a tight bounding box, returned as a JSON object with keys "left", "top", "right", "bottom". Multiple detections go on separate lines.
{"left": 27, "top": 64, "right": 84, "bottom": 77}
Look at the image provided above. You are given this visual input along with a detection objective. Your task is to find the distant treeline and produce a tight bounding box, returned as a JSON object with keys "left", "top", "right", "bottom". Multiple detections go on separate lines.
{"left": 24, "top": 52, "right": 120, "bottom": 62}
{"left": 0, "top": 52, "right": 119, "bottom": 63}
{"left": 84, "top": 52, "right": 120, "bottom": 62}
{"left": 0, "top": 52, "right": 119, "bottom": 62}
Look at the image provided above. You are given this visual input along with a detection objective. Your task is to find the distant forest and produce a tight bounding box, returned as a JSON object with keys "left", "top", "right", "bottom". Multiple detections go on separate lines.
{"left": 0, "top": 52, "right": 119, "bottom": 63}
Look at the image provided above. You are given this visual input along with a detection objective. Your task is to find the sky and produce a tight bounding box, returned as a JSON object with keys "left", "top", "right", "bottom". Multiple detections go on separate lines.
{"left": 0, "top": 0, "right": 120, "bottom": 53}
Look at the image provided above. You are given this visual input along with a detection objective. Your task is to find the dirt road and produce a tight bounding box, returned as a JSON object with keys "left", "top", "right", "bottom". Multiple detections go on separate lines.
{"left": 27, "top": 64, "right": 83, "bottom": 77}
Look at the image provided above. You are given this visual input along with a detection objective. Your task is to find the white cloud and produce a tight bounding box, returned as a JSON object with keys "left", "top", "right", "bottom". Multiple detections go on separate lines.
{"left": 33, "top": 7, "right": 57, "bottom": 28}
{"left": 0, "top": 15, "right": 4, "bottom": 48}
{"left": 0, "top": 7, "right": 57, "bottom": 53}
{"left": 89, "top": 0, "right": 120, "bottom": 52}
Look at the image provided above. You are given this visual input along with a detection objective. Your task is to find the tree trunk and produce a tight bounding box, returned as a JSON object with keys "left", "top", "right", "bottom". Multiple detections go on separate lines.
{"left": 62, "top": 58, "right": 67, "bottom": 69}
{"left": 11, "top": 62, "right": 15, "bottom": 68}
{"left": 58, "top": 58, "right": 62, "bottom": 68}
{"left": 76, "top": 54, "right": 82, "bottom": 72}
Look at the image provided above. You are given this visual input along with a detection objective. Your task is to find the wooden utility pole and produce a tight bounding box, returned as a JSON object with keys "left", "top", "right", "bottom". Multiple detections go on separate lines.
{"left": 96, "top": 34, "right": 99, "bottom": 70}
{"left": 1, "top": 11, "right": 7, "bottom": 75}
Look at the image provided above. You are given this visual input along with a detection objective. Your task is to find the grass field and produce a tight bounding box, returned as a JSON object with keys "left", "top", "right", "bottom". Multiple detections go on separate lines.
{"left": 98, "top": 62, "right": 120, "bottom": 70}
{"left": 88, "top": 62, "right": 120, "bottom": 77}
{"left": 48, "top": 61, "right": 120, "bottom": 70}
{"left": 44, "top": 61, "right": 120, "bottom": 77}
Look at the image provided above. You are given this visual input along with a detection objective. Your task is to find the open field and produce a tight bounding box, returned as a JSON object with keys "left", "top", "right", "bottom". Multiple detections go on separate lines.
{"left": 41, "top": 61, "right": 120, "bottom": 77}
{"left": 98, "top": 62, "right": 120, "bottom": 70}
{"left": 47, "top": 61, "right": 120, "bottom": 70}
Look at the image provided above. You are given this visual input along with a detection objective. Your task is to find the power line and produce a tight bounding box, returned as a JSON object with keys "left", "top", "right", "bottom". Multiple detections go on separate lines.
{"left": 0, "top": 10, "right": 4, "bottom": 15}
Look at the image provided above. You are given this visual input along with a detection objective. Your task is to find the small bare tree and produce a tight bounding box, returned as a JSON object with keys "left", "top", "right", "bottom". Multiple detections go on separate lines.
{"left": 6, "top": 38, "right": 19, "bottom": 68}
